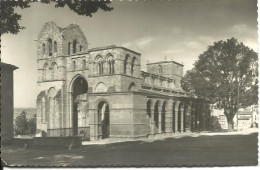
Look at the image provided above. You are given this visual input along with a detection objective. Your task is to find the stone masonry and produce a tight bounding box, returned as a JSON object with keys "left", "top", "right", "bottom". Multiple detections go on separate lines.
{"left": 36, "top": 22, "right": 212, "bottom": 141}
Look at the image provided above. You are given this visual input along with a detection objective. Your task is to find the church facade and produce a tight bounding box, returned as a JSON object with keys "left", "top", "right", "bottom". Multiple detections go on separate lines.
{"left": 36, "top": 22, "right": 211, "bottom": 141}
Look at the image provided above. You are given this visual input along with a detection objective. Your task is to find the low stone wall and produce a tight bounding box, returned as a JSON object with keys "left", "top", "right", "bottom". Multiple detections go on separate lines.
{"left": 11, "top": 138, "right": 34, "bottom": 147}
{"left": 33, "top": 136, "right": 82, "bottom": 148}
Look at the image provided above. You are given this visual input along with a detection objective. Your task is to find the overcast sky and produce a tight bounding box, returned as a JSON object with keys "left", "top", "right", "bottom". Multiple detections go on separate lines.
{"left": 2, "top": 0, "right": 258, "bottom": 108}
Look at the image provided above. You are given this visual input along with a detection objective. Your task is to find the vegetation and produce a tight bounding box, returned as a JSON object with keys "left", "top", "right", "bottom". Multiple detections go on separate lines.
{"left": 181, "top": 38, "right": 258, "bottom": 131}
{"left": 14, "top": 111, "right": 36, "bottom": 135}
{"left": 0, "top": 0, "right": 113, "bottom": 35}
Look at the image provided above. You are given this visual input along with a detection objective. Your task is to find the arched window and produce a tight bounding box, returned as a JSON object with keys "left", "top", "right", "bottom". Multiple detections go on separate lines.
{"left": 107, "top": 55, "right": 115, "bottom": 75}
{"left": 82, "top": 59, "right": 86, "bottom": 70}
{"left": 43, "top": 63, "right": 48, "bottom": 81}
{"left": 96, "top": 56, "right": 103, "bottom": 75}
{"left": 131, "top": 57, "right": 136, "bottom": 76}
{"left": 80, "top": 45, "right": 83, "bottom": 52}
{"left": 42, "top": 43, "right": 46, "bottom": 56}
{"left": 48, "top": 38, "right": 52, "bottom": 56}
{"left": 73, "top": 39, "right": 77, "bottom": 53}
{"left": 54, "top": 41, "right": 57, "bottom": 53}
{"left": 124, "top": 55, "right": 129, "bottom": 74}
{"left": 98, "top": 60, "right": 103, "bottom": 75}
{"left": 159, "top": 65, "right": 162, "bottom": 74}
{"left": 128, "top": 82, "right": 137, "bottom": 91}
{"left": 68, "top": 42, "right": 71, "bottom": 55}
{"left": 51, "top": 63, "right": 58, "bottom": 80}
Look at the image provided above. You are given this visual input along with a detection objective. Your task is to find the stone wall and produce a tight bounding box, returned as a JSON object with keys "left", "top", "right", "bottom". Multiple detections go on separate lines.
{"left": 1, "top": 63, "right": 17, "bottom": 143}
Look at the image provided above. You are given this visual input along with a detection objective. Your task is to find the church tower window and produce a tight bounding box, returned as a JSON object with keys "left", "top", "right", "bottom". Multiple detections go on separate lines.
{"left": 73, "top": 39, "right": 77, "bottom": 54}
{"left": 42, "top": 43, "right": 46, "bottom": 56}
{"left": 68, "top": 42, "right": 71, "bottom": 55}
{"left": 131, "top": 57, "right": 136, "bottom": 76}
{"left": 54, "top": 41, "right": 57, "bottom": 53}
{"left": 80, "top": 45, "right": 83, "bottom": 52}
{"left": 48, "top": 38, "right": 52, "bottom": 56}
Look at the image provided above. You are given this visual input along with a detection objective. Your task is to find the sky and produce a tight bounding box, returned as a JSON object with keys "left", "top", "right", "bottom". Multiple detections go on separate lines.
{"left": 1, "top": 0, "right": 258, "bottom": 108}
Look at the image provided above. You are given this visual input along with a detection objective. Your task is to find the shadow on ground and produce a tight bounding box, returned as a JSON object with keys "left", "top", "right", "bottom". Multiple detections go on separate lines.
{"left": 1, "top": 132, "right": 258, "bottom": 167}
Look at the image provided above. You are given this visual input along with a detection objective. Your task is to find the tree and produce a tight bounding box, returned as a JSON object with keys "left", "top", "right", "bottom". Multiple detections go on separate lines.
{"left": 0, "top": 0, "right": 113, "bottom": 35}
{"left": 14, "top": 111, "right": 28, "bottom": 135}
{"left": 27, "top": 114, "right": 36, "bottom": 134}
{"left": 181, "top": 38, "right": 258, "bottom": 131}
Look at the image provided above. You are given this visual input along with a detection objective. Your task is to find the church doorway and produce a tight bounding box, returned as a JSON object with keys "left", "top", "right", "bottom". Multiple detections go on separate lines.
{"left": 71, "top": 76, "right": 88, "bottom": 136}
{"left": 98, "top": 101, "right": 110, "bottom": 139}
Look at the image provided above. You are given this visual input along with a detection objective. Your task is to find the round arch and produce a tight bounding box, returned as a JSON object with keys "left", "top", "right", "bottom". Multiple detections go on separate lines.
{"left": 68, "top": 74, "right": 88, "bottom": 92}
{"left": 96, "top": 99, "right": 111, "bottom": 139}
{"left": 128, "top": 82, "right": 137, "bottom": 91}
{"left": 95, "top": 82, "right": 108, "bottom": 93}
{"left": 69, "top": 75, "right": 88, "bottom": 136}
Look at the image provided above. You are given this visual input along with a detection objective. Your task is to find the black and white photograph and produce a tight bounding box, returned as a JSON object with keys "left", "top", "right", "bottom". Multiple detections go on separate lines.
{"left": 0, "top": 0, "right": 259, "bottom": 167}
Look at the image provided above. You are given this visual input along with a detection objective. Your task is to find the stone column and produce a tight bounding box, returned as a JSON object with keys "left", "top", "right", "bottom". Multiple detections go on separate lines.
{"left": 174, "top": 101, "right": 180, "bottom": 133}
{"left": 158, "top": 107, "right": 162, "bottom": 134}
{"left": 165, "top": 99, "right": 173, "bottom": 134}
{"left": 150, "top": 107, "right": 155, "bottom": 136}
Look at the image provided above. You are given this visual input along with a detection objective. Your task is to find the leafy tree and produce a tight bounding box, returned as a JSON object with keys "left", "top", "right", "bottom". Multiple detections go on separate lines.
{"left": 0, "top": 0, "right": 113, "bottom": 35}
{"left": 27, "top": 114, "right": 37, "bottom": 134}
{"left": 14, "top": 111, "right": 28, "bottom": 135}
{"left": 181, "top": 38, "right": 258, "bottom": 131}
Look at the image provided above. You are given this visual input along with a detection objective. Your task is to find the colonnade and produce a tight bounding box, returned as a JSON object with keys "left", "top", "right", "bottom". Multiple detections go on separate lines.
{"left": 146, "top": 98, "right": 211, "bottom": 137}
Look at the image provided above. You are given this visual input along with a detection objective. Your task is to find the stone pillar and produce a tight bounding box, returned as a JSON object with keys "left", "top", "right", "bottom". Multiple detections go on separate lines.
{"left": 67, "top": 92, "right": 73, "bottom": 136}
{"left": 174, "top": 101, "right": 180, "bottom": 133}
{"left": 150, "top": 107, "right": 155, "bottom": 135}
{"left": 158, "top": 107, "right": 162, "bottom": 134}
{"left": 180, "top": 107, "right": 184, "bottom": 132}
{"left": 165, "top": 99, "right": 173, "bottom": 134}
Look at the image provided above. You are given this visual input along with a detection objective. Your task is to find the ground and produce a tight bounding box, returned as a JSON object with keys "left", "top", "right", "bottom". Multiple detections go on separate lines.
{"left": 1, "top": 129, "right": 258, "bottom": 167}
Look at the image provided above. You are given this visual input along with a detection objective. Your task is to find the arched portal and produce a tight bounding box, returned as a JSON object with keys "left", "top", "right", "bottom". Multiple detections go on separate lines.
{"left": 71, "top": 76, "right": 88, "bottom": 136}
{"left": 97, "top": 101, "right": 110, "bottom": 139}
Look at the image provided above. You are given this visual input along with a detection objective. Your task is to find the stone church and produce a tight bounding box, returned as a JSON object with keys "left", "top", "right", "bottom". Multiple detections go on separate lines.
{"left": 36, "top": 22, "right": 211, "bottom": 141}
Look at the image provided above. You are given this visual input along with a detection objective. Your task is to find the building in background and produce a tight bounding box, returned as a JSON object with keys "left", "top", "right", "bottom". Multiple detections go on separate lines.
{"left": 212, "top": 105, "right": 258, "bottom": 131}
{"left": 1, "top": 62, "right": 18, "bottom": 143}
{"left": 35, "top": 22, "right": 212, "bottom": 140}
